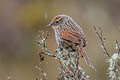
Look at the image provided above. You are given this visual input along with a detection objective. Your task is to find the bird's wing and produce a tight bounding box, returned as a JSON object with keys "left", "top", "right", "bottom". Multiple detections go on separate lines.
{"left": 60, "top": 31, "right": 87, "bottom": 47}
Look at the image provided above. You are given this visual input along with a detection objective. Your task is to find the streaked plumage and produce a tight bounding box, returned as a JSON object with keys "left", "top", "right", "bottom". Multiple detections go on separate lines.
{"left": 48, "top": 15, "right": 95, "bottom": 70}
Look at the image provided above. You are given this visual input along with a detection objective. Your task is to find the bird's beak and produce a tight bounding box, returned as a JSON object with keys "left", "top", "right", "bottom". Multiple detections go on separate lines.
{"left": 46, "top": 23, "right": 53, "bottom": 27}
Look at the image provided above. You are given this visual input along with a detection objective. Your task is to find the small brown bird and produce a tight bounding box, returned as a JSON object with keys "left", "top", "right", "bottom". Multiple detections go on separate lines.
{"left": 47, "top": 14, "right": 95, "bottom": 70}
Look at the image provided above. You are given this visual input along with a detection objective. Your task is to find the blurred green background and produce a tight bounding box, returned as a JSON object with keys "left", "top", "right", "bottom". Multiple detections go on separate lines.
{"left": 0, "top": 0, "right": 120, "bottom": 80}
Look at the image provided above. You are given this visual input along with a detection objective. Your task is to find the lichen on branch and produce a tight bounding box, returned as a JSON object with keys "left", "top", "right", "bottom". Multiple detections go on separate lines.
{"left": 36, "top": 31, "right": 89, "bottom": 80}
{"left": 93, "top": 26, "right": 120, "bottom": 80}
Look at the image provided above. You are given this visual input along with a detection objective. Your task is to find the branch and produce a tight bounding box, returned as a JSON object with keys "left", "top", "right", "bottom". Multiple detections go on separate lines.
{"left": 115, "top": 40, "right": 120, "bottom": 56}
{"left": 93, "top": 26, "right": 120, "bottom": 80}
{"left": 36, "top": 31, "right": 89, "bottom": 80}
{"left": 93, "top": 26, "right": 111, "bottom": 57}
{"left": 35, "top": 53, "right": 47, "bottom": 80}
{"left": 36, "top": 31, "right": 56, "bottom": 58}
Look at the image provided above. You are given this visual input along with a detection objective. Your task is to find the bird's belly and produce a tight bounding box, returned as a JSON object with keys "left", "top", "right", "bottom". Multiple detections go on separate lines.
{"left": 55, "top": 33, "right": 77, "bottom": 52}
{"left": 60, "top": 40, "right": 77, "bottom": 52}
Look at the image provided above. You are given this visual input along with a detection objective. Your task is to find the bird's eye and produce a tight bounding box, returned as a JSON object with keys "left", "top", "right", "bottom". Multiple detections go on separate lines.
{"left": 56, "top": 21, "right": 59, "bottom": 24}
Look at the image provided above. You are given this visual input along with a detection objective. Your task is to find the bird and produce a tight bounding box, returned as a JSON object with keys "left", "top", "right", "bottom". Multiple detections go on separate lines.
{"left": 47, "top": 14, "right": 95, "bottom": 70}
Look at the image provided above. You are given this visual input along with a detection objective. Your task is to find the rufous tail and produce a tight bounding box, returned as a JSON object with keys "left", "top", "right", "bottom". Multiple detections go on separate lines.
{"left": 77, "top": 46, "right": 96, "bottom": 71}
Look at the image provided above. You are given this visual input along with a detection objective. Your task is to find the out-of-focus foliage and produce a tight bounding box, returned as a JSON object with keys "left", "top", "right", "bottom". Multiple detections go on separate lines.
{"left": 17, "top": 2, "right": 45, "bottom": 28}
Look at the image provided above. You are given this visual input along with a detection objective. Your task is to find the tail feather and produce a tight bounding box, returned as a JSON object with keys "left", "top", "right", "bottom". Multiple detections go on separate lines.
{"left": 77, "top": 46, "right": 96, "bottom": 71}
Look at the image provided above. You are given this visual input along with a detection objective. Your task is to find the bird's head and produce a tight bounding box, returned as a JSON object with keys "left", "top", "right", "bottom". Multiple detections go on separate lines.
{"left": 47, "top": 14, "right": 71, "bottom": 29}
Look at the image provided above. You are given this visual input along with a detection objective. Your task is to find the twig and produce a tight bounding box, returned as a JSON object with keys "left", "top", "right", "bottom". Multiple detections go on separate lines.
{"left": 93, "top": 26, "right": 111, "bottom": 57}
{"left": 36, "top": 31, "right": 56, "bottom": 58}
{"left": 115, "top": 40, "right": 120, "bottom": 56}
{"left": 93, "top": 26, "right": 120, "bottom": 80}
{"left": 35, "top": 52, "right": 47, "bottom": 80}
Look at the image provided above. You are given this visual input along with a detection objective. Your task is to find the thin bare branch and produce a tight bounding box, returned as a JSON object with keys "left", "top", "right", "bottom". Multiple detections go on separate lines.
{"left": 36, "top": 31, "right": 56, "bottom": 58}
{"left": 93, "top": 26, "right": 111, "bottom": 57}
{"left": 115, "top": 40, "right": 120, "bottom": 56}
